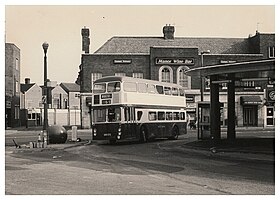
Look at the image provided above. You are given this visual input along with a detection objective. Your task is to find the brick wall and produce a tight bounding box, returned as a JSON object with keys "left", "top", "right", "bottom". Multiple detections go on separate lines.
{"left": 81, "top": 54, "right": 149, "bottom": 92}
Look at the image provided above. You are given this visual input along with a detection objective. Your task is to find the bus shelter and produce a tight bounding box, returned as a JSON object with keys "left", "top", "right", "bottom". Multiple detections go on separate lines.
{"left": 185, "top": 59, "right": 275, "bottom": 142}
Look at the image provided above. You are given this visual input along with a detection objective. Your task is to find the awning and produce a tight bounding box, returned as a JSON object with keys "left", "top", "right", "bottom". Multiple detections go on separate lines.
{"left": 240, "top": 96, "right": 262, "bottom": 105}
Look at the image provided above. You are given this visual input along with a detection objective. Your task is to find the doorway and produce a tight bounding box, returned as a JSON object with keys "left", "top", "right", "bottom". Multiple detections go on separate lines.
{"left": 243, "top": 105, "right": 258, "bottom": 126}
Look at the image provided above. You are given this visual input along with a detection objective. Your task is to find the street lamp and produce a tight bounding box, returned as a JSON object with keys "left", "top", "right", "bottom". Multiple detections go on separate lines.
{"left": 42, "top": 42, "right": 49, "bottom": 131}
{"left": 200, "top": 50, "right": 210, "bottom": 101}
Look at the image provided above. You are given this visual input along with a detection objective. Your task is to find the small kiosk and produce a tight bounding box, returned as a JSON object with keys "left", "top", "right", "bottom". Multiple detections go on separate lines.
{"left": 197, "top": 102, "right": 210, "bottom": 140}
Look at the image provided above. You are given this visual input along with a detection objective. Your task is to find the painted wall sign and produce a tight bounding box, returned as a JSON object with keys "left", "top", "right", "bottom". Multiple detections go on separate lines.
{"left": 155, "top": 58, "right": 194, "bottom": 65}
{"left": 113, "top": 59, "right": 132, "bottom": 64}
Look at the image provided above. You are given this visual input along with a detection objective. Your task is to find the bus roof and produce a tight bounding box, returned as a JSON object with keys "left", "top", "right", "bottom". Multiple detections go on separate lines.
{"left": 94, "top": 76, "right": 183, "bottom": 88}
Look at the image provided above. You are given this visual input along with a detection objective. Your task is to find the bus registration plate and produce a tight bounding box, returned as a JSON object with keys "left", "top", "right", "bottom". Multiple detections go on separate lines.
{"left": 104, "top": 133, "right": 111, "bottom": 137}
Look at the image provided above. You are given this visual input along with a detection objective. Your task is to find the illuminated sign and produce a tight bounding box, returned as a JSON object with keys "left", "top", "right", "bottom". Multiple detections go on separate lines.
{"left": 155, "top": 58, "right": 194, "bottom": 65}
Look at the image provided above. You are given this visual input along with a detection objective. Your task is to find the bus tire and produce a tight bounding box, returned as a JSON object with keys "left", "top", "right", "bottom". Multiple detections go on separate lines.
{"left": 170, "top": 126, "right": 179, "bottom": 140}
{"left": 140, "top": 126, "right": 148, "bottom": 143}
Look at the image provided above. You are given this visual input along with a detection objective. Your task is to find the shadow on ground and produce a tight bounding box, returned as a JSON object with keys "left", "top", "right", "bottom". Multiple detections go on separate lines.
{"left": 184, "top": 138, "right": 275, "bottom": 154}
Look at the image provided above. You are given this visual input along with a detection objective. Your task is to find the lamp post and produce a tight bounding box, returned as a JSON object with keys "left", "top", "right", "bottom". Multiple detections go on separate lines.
{"left": 200, "top": 50, "right": 210, "bottom": 101}
{"left": 42, "top": 42, "right": 49, "bottom": 131}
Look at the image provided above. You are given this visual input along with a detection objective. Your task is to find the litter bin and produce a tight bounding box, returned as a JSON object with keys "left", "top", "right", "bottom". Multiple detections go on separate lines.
{"left": 47, "top": 125, "right": 67, "bottom": 144}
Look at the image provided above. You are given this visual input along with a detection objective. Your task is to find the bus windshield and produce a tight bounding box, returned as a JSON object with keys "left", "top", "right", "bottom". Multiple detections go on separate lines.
{"left": 93, "top": 83, "right": 106, "bottom": 93}
{"left": 93, "top": 107, "right": 121, "bottom": 123}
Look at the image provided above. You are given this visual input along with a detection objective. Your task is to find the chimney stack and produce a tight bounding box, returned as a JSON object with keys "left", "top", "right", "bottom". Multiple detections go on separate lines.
{"left": 25, "top": 78, "right": 30, "bottom": 84}
{"left": 163, "top": 24, "right": 175, "bottom": 40}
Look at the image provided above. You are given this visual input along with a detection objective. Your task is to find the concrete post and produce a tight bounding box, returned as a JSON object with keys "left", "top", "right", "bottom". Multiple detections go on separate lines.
{"left": 227, "top": 73, "right": 236, "bottom": 140}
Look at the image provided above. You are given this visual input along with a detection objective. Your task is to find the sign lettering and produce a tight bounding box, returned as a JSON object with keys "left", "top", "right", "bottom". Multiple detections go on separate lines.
{"left": 155, "top": 58, "right": 194, "bottom": 65}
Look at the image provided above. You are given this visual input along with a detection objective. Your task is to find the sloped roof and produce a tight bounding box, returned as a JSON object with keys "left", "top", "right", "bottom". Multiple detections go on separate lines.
{"left": 94, "top": 36, "right": 250, "bottom": 55}
{"left": 20, "top": 83, "right": 35, "bottom": 93}
{"left": 60, "top": 83, "right": 80, "bottom": 93}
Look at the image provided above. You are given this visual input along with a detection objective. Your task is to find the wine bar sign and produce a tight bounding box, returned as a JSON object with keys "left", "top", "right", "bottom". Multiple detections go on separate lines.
{"left": 155, "top": 58, "right": 194, "bottom": 65}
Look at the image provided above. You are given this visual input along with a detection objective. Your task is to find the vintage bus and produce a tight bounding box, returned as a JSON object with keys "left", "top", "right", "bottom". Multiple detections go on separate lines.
{"left": 91, "top": 76, "right": 187, "bottom": 143}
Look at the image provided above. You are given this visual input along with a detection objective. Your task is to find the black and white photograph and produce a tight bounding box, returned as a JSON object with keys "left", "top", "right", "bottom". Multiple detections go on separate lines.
{"left": 2, "top": 1, "right": 277, "bottom": 198}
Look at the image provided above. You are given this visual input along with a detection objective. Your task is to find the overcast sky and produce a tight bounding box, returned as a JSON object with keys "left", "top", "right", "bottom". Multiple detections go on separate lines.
{"left": 5, "top": 5, "right": 275, "bottom": 85}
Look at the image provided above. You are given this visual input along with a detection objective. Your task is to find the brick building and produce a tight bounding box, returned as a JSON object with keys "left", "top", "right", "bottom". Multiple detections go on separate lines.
{"left": 78, "top": 25, "right": 275, "bottom": 129}
{"left": 5, "top": 43, "right": 21, "bottom": 128}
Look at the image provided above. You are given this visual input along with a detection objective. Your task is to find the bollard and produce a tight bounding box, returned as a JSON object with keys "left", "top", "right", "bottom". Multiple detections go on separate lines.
{"left": 72, "top": 126, "right": 77, "bottom": 141}
{"left": 29, "top": 142, "right": 33, "bottom": 149}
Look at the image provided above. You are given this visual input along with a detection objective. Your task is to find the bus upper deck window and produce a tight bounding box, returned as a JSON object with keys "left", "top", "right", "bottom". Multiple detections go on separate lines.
{"left": 164, "top": 87, "right": 171, "bottom": 95}
{"left": 108, "top": 82, "right": 121, "bottom": 92}
{"left": 93, "top": 83, "right": 106, "bottom": 93}
{"left": 124, "top": 82, "right": 137, "bottom": 92}
{"left": 138, "top": 83, "right": 147, "bottom": 93}
{"left": 172, "top": 88, "right": 179, "bottom": 96}
{"left": 179, "top": 89, "right": 184, "bottom": 96}
{"left": 147, "top": 84, "right": 156, "bottom": 93}
{"left": 156, "top": 85, "right": 164, "bottom": 94}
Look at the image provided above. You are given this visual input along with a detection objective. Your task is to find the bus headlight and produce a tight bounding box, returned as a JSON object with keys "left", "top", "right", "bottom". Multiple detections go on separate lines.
{"left": 118, "top": 127, "right": 121, "bottom": 132}
{"left": 93, "top": 128, "right": 97, "bottom": 133}
{"left": 117, "top": 136, "right": 121, "bottom": 140}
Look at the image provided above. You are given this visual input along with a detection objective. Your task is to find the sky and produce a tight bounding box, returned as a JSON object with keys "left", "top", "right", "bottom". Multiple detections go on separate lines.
{"left": 4, "top": 4, "right": 275, "bottom": 86}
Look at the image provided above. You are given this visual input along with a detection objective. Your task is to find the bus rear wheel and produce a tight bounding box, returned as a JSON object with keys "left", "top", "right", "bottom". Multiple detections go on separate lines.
{"left": 169, "top": 126, "right": 179, "bottom": 140}
{"left": 140, "top": 126, "right": 148, "bottom": 143}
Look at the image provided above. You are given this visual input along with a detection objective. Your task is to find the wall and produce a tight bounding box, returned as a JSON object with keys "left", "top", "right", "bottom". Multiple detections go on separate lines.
{"left": 81, "top": 54, "right": 149, "bottom": 92}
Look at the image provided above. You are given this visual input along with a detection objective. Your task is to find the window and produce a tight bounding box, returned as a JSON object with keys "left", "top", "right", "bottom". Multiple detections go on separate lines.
{"left": 166, "top": 112, "right": 173, "bottom": 120}
{"left": 179, "top": 89, "right": 185, "bottom": 96}
{"left": 156, "top": 85, "right": 164, "bottom": 94}
{"left": 108, "top": 107, "right": 121, "bottom": 122}
{"left": 124, "top": 82, "right": 137, "bottom": 92}
{"left": 268, "top": 46, "right": 275, "bottom": 58}
{"left": 172, "top": 88, "right": 178, "bottom": 96}
{"left": 93, "top": 83, "right": 106, "bottom": 93}
{"left": 164, "top": 87, "right": 171, "bottom": 95}
{"left": 159, "top": 66, "right": 173, "bottom": 83}
{"left": 173, "top": 112, "right": 180, "bottom": 120}
{"left": 15, "top": 58, "right": 19, "bottom": 70}
{"left": 93, "top": 109, "right": 106, "bottom": 122}
{"left": 148, "top": 112, "right": 157, "bottom": 121}
{"left": 133, "top": 73, "right": 144, "bottom": 79}
{"left": 108, "top": 82, "right": 121, "bottom": 92}
{"left": 92, "top": 73, "right": 102, "bottom": 82}
{"left": 15, "top": 81, "right": 19, "bottom": 93}
{"left": 15, "top": 106, "right": 20, "bottom": 119}
{"left": 115, "top": 73, "right": 126, "bottom": 77}
{"left": 180, "top": 112, "right": 185, "bottom": 120}
{"left": 138, "top": 83, "right": 147, "bottom": 93}
{"left": 158, "top": 112, "right": 165, "bottom": 120}
{"left": 75, "top": 93, "right": 80, "bottom": 98}
{"left": 177, "top": 66, "right": 191, "bottom": 88}
{"left": 137, "top": 111, "right": 143, "bottom": 121}
{"left": 147, "top": 84, "right": 156, "bottom": 93}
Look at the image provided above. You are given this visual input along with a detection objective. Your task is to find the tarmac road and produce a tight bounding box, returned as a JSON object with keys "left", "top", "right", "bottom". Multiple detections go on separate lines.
{"left": 5, "top": 130, "right": 275, "bottom": 195}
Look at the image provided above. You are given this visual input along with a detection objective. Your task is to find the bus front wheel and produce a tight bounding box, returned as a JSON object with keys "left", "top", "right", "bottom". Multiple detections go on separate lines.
{"left": 140, "top": 126, "right": 148, "bottom": 143}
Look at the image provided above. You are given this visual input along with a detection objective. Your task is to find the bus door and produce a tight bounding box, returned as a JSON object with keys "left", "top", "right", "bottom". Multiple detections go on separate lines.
{"left": 124, "top": 106, "right": 137, "bottom": 138}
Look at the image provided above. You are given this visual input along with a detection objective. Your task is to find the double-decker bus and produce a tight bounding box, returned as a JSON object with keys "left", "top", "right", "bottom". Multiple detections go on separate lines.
{"left": 91, "top": 76, "right": 187, "bottom": 144}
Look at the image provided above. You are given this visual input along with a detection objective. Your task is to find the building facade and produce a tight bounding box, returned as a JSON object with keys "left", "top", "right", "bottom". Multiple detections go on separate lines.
{"left": 20, "top": 78, "right": 43, "bottom": 127}
{"left": 79, "top": 25, "right": 275, "bottom": 129}
{"left": 5, "top": 43, "right": 21, "bottom": 128}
